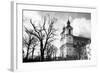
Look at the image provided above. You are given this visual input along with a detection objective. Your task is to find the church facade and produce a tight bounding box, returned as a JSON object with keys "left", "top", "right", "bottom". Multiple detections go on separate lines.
{"left": 60, "top": 19, "right": 91, "bottom": 60}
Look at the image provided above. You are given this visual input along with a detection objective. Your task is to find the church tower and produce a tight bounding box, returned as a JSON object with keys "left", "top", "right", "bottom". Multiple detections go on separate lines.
{"left": 66, "top": 19, "right": 73, "bottom": 44}
{"left": 60, "top": 19, "right": 73, "bottom": 45}
{"left": 60, "top": 19, "right": 75, "bottom": 58}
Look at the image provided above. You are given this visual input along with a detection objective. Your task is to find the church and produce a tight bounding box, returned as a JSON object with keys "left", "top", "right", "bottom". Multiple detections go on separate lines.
{"left": 60, "top": 19, "right": 91, "bottom": 60}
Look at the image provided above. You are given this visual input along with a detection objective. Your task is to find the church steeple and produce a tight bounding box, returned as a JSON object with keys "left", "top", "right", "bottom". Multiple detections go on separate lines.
{"left": 61, "top": 19, "right": 73, "bottom": 37}
{"left": 66, "top": 19, "right": 73, "bottom": 35}
{"left": 60, "top": 18, "right": 74, "bottom": 58}
{"left": 66, "top": 19, "right": 73, "bottom": 29}
{"left": 67, "top": 19, "right": 70, "bottom": 26}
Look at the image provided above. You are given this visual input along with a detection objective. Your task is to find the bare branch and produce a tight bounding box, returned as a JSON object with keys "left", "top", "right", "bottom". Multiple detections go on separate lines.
{"left": 23, "top": 37, "right": 29, "bottom": 47}
{"left": 24, "top": 26, "right": 32, "bottom": 35}
{"left": 24, "top": 26, "right": 41, "bottom": 41}
{"left": 48, "top": 38, "right": 57, "bottom": 44}
{"left": 31, "top": 33, "right": 41, "bottom": 41}
{"left": 43, "top": 16, "right": 48, "bottom": 35}
{"left": 30, "top": 19, "right": 41, "bottom": 37}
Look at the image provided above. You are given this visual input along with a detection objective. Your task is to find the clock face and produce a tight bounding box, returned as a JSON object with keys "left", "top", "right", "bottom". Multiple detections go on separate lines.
{"left": 66, "top": 36, "right": 73, "bottom": 43}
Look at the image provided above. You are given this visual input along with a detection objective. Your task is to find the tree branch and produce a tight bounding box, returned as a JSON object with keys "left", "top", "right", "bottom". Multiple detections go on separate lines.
{"left": 30, "top": 19, "right": 41, "bottom": 37}
{"left": 43, "top": 16, "right": 48, "bottom": 36}
{"left": 24, "top": 26, "right": 41, "bottom": 41}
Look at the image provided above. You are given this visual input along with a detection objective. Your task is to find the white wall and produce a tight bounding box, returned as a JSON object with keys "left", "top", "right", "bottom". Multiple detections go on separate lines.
{"left": 0, "top": 0, "right": 100, "bottom": 73}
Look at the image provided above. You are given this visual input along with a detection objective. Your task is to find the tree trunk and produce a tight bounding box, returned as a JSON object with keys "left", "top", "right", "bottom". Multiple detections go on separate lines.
{"left": 26, "top": 46, "right": 30, "bottom": 60}
{"left": 41, "top": 49, "right": 44, "bottom": 61}
{"left": 32, "top": 47, "right": 35, "bottom": 59}
{"left": 26, "top": 40, "right": 31, "bottom": 60}
{"left": 40, "top": 40, "right": 44, "bottom": 61}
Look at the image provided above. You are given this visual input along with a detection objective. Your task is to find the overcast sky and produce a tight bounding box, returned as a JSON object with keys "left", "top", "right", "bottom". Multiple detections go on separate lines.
{"left": 23, "top": 10, "right": 91, "bottom": 56}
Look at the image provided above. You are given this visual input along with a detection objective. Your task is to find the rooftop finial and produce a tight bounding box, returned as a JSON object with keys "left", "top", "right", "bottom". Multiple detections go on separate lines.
{"left": 66, "top": 18, "right": 73, "bottom": 30}
{"left": 67, "top": 19, "right": 70, "bottom": 25}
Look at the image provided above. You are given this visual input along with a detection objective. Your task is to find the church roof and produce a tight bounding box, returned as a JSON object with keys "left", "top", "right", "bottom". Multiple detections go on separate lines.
{"left": 73, "top": 36, "right": 91, "bottom": 47}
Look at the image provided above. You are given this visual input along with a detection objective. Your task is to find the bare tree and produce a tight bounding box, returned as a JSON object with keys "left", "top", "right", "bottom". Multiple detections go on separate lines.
{"left": 31, "top": 37, "right": 38, "bottom": 59}
{"left": 23, "top": 27, "right": 38, "bottom": 60}
{"left": 29, "top": 15, "right": 57, "bottom": 61}
{"left": 45, "top": 43, "right": 57, "bottom": 60}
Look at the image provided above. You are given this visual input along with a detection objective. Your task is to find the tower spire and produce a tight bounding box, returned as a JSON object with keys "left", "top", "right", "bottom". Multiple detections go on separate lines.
{"left": 66, "top": 19, "right": 72, "bottom": 29}
{"left": 66, "top": 19, "right": 73, "bottom": 35}
{"left": 67, "top": 19, "right": 70, "bottom": 26}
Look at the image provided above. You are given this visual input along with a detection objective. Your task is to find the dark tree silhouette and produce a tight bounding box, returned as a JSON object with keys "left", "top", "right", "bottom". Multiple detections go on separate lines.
{"left": 31, "top": 37, "right": 38, "bottom": 59}
{"left": 73, "top": 41, "right": 88, "bottom": 60}
{"left": 23, "top": 27, "right": 38, "bottom": 60}
{"left": 29, "top": 15, "right": 58, "bottom": 61}
{"left": 45, "top": 43, "right": 57, "bottom": 60}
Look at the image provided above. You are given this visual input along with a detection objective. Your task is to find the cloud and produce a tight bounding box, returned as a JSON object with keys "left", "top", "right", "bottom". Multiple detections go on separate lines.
{"left": 71, "top": 18, "right": 91, "bottom": 38}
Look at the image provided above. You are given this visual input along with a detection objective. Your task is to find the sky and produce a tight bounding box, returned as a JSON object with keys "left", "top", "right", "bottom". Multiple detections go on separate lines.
{"left": 23, "top": 10, "right": 91, "bottom": 56}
